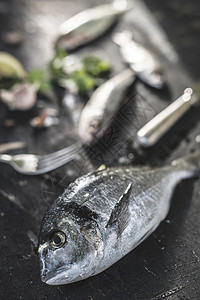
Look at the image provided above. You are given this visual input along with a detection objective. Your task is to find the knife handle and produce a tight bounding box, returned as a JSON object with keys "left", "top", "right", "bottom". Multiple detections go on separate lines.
{"left": 136, "top": 88, "right": 198, "bottom": 147}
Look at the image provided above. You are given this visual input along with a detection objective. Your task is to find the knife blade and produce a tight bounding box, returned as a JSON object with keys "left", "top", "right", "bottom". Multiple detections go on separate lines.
{"left": 136, "top": 84, "right": 200, "bottom": 147}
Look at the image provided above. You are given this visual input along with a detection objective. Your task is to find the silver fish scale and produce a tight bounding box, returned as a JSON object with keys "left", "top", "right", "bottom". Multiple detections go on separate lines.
{"left": 59, "top": 166, "right": 176, "bottom": 227}
{"left": 130, "top": 177, "right": 173, "bottom": 229}
{"left": 39, "top": 151, "right": 200, "bottom": 285}
{"left": 63, "top": 172, "right": 131, "bottom": 223}
{"left": 97, "top": 170, "right": 188, "bottom": 273}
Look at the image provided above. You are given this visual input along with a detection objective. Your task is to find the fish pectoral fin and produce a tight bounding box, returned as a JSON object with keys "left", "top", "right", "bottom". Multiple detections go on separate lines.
{"left": 106, "top": 183, "right": 132, "bottom": 235}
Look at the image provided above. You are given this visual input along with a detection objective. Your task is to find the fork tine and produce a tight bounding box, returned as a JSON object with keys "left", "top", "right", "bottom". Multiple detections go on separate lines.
{"left": 2, "top": 142, "right": 92, "bottom": 175}
{"left": 37, "top": 142, "right": 85, "bottom": 170}
{"left": 37, "top": 143, "right": 82, "bottom": 169}
{"left": 38, "top": 147, "right": 79, "bottom": 169}
{"left": 39, "top": 142, "right": 81, "bottom": 164}
{"left": 36, "top": 145, "right": 93, "bottom": 174}
{"left": 38, "top": 146, "right": 80, "bottom": 169}
{"left": 35, "top": 149, "right": 80, "bottom": 174}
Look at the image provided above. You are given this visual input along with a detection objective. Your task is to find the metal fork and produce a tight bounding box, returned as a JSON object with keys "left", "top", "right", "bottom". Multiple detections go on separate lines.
{"left": 0, "top": 142, "right": 83, "bottom": 175}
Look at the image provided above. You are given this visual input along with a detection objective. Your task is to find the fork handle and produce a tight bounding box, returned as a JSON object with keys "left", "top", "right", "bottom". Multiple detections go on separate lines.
{"left": 136, "top": 88, "right": 198, "bottom": 147}
{"left": 0, "top": 154, "right": 12, "bottom": 162}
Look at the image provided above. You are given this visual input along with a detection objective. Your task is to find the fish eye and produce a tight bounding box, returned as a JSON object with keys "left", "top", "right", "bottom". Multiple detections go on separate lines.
{"left": 50, "top": 231, "right": 66, "bottom": 248}
{"left": 88, "top": 119, "right": 101, "bottom": 133}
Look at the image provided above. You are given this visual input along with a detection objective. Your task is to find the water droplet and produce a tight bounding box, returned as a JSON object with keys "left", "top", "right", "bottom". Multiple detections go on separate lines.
{"left": 18, "top": 180, "right": 28, "bottom": 186}
{"left": 83, "top": 193, "right": 89, "bottom": 197}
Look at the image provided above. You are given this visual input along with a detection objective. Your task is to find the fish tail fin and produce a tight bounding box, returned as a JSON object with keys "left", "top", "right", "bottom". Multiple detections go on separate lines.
{"left": 172, "top": 150, "right": 200, "bottom": 176}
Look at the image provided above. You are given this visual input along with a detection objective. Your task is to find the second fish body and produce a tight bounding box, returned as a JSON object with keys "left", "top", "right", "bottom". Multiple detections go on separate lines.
{"left": 113, "top": 31, "right": 165, "bottom": 89}
{"left": 56, "top": 1, "right": 130, "bottom": 51}
{"left": 78, "top": 68, "right": 135, "bottom": 144}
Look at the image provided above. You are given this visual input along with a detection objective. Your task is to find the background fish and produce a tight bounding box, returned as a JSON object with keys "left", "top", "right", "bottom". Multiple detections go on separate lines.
{"left": 38, "top": 150, "right": 200, "bottom": 285}
{"left": 78, "top": 68, "right": 135, "bottom": 144}
{"left": 113, "top": 31, "right": 165, "bottom": 89}
{"left": 56, "top": 1, "right": 131, "bottom": 51}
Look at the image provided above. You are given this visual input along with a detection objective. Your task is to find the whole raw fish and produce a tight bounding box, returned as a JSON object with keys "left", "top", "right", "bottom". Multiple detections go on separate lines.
{"left": 78, "top": 68, "right": 135, "bottom": 144}
{"left": 38, "top": 150, "right": 200, "bottom": 285}
{"left": 56, "top": 1, "right": 130, "bottom": 51}
{"left": 113, "top": 31, "right": 165, "bottom": 89}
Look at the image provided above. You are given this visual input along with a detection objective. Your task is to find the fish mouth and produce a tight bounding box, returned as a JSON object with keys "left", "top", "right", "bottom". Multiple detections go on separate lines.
{"left": 41, "top": 265, "right": 91, "bottom": 285}
{"left": 136, "top": 69, "right": 165, "bottom": 89}
{"left": 41, "top": 264, "right": 85, "bottom": 285}
{"left": 41, "top": 267, "right": 70, "bottom": 285}
{"left": 43, "top": 274, "right": 66, "bottom": 286}
{"left": 146, "top": 71, "right": 165, "bottom": 89}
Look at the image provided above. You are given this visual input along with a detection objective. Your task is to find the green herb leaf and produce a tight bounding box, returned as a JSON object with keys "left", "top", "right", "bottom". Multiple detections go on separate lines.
{"left": 83, "top": 55, "right": 111, "bottom": 76}
{"left": 49, "top": 48, "right": 68, "bottom": 82}
{"left": 55, "top": 48, "right": 68, "bottom": 59}
{"left": 48, "top": 51, "right": 112, "bottom": 95}
{"left": 27, "top": 69, "right": 51, "bottom": 94}
{"left": 71, "top": 70, "right": 95, "bottom": 94}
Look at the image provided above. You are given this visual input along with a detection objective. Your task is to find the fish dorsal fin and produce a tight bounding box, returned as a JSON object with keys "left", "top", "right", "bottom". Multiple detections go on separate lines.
{"left": 106, "top": 183, "right": 132, "bottom": 234}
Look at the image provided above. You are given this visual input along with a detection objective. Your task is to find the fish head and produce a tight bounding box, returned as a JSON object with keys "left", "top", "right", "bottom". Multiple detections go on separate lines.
{"left": 136, "top": 68, "right": 165, "bottom": 89}
{"left": 38, "top": 201, "right": 104, "bottom": 285}
{"left": 78, "top": 107, "right": 102, "bottom": 144}
{"left": 88, "top": 118, "right": 101, "bottom": 134}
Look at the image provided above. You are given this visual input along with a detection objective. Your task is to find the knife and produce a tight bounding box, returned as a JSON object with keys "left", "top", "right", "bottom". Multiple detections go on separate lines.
{"left": 136, "top": 85, "right": 200, "bottom": 147}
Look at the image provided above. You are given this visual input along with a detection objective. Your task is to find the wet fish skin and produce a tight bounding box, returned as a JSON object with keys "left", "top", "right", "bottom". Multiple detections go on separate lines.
{"left": 38, "top": 150, "right": 200, "bottom": 285}
{"left": 113, "top": 31, "right": 165, "bottom": 89}
{"left": 78, "top": 68, "right": 135, "bottom": 145}
{"left": 56, "top": 1, "right": 130, "bottom": 51}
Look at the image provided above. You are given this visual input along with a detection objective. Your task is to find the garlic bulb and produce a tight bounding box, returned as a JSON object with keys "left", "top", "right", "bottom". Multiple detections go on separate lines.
{"left": 0, "top": 82, "right": 36, "bottom": 110}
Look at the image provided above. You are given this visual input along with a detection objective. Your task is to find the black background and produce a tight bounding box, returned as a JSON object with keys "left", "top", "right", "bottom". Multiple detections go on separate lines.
{"left": 0, "top": 0, "right": 200, "bottom": 299}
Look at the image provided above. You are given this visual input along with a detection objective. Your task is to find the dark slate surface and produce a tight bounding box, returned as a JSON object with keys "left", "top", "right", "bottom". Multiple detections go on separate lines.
{"left": 0, "top": 0, "right": 200, "bottom": 299}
